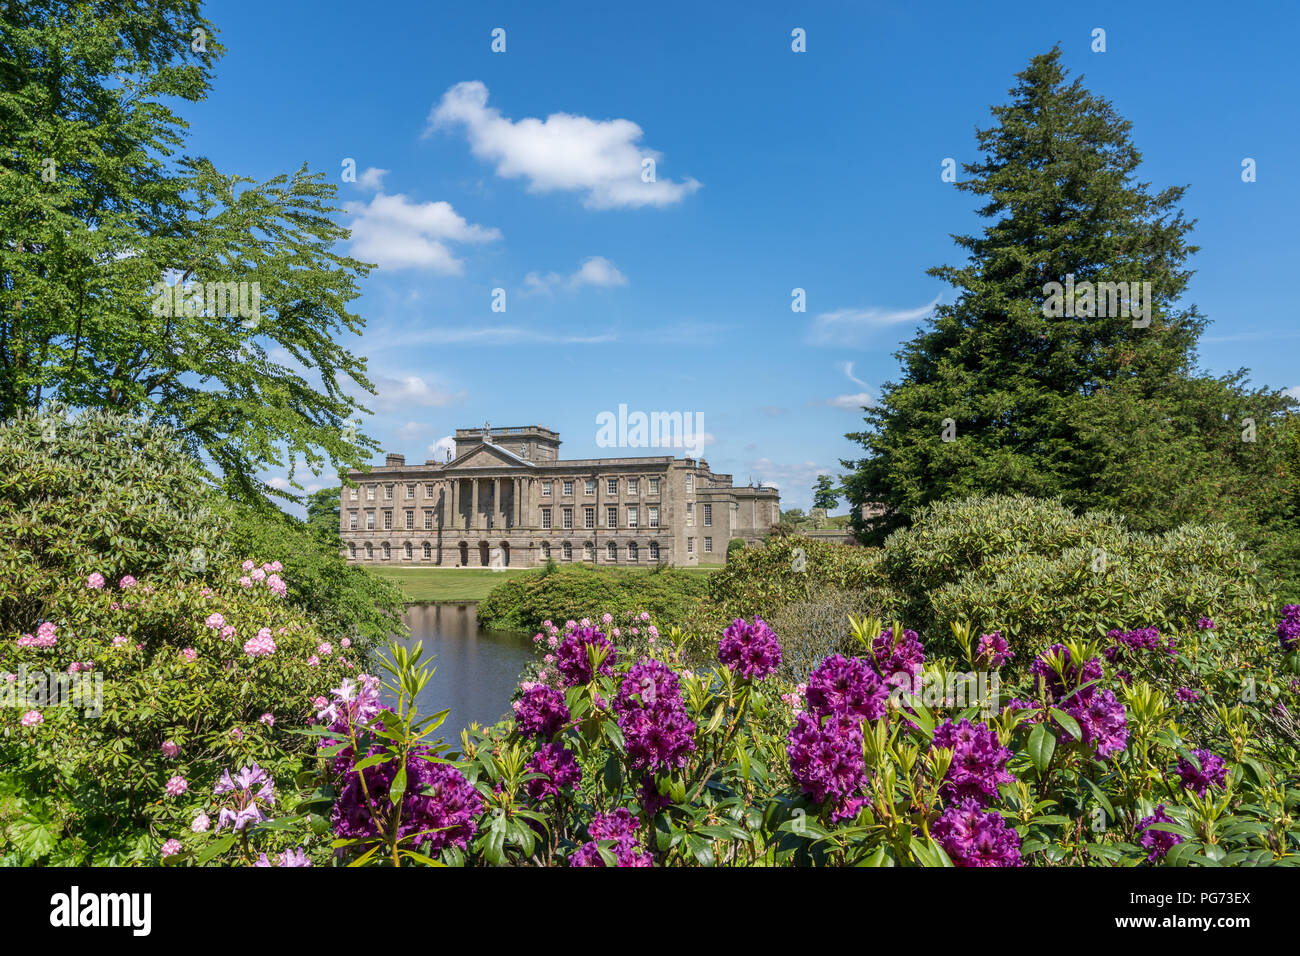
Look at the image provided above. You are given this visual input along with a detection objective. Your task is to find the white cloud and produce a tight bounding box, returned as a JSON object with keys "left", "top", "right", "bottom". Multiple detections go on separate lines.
{"left": 750, "top": 459, "right": 834, "bottom": 509}
{"left": 524, "top": 255, "right": 628, "bottom": 294}
{"left": 267, "top": 476, "right": 292, "bottom": 490}
{"left": 356, "top": 166, "right": 389, "bottom": 191}
{"left": 426, "top": 81, "right": 701, "bottom": 209}
{"left": 820, "top": 361, "right": 877, "bottom": 409}
{"left": 1284, "top": 385, "right": 1300, "bottom": 401}
{"left": 364, "top": 325, "right": 615, "bottom": 350}
{"left": 370, "top": 374, "right": 467, "bottom": 410}
{"left": 345, "top": 193, "right": 501, "bottom": 273}
{"left": 807, "top": 295, "right": 940, "bottom": 347}
{"left": 397, "top": 421, "right": 431, "bottom": 440}
{"left": 429, "top": 435, "right": 456, "bottom": 460}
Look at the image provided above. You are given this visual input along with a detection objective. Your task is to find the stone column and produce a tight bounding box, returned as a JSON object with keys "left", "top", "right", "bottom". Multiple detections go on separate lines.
{"left": 493, "top": 477, "right": 501, "bottom": 532}
{"left": 471, "top": 478, "right": 479, "bottom": 532}
{"left": 513, "top": 477, "right": 521, "bottom": 528}
{"left": 447, "top": 479, "right": 455, "bottom": 531}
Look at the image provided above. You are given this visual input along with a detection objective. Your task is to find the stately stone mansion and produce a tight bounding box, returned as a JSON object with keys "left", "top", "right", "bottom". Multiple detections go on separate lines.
{"left": 340, "top": 424, "right": 781, "bottom": 567}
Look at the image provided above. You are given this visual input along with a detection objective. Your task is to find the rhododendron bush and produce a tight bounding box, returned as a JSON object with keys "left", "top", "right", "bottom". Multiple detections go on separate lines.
{"left": 176, "top": 606, "right": 1300, "bottom": 868}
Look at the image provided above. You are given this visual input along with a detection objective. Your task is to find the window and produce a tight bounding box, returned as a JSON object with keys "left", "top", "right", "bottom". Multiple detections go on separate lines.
{"left": 627, "top": 507, "right": 638, "bottom": 529}
{"left": 382, "top": 542, "right": 391, "bottom": 560}
{"left": 562, "top": 541, "right": 573, "bottom": 561}
{"left": 703, "top": 504, "right": 712, "bottom": 527}
{"left": 648, "top": 506, "right": 659, "bottom": 528}
{"left": 649, "top": 477, "right": 659, "bottom": 495}
{"left": 406, "top": 484, "right": 415, "bottom": 499}
{"left": 404, "top": 510, "right": 414, "bottom": 530}
{"left": 541, "top": 508, "right": 552, "bottom": 530}
{"left": 404, "top": 542, "right": 413, "bottom": 560}
{"left": 348, "top": 543, "right": 356, "bottom": 559}
{"left": 364, "top": 543, "right": 373, "bottom": 559}
{"left": 629, "top": 542, "right": 639, "bottom": 562}
{"left": 585, "top": 507, "right": 596, "bottom": 530}
{"left": 606, "top": 506, "right": 617, "bottom": 529}
{"left": 562, "top": 507, "right": 573, "bottom": 530}
{"left": 583, "top": 543, "right": 595, "bottom": 562}
{"left": 685, "top": 474, "right": 694, "bottom": 493}
{"left": 585, "top": 479, "right": 596, "bottom": 495}
{"left": 541, "top": 542, "right": 551, "bottom": 559}
{"left": 686, "top": 502, "right": 694, "bottom": 527}
{"left": 424, "top": 510, "right": 433, "bottom": 530}
{"left": 423, "top": 542, "right": 431, "bottom": 560}
{"left": 649, "top": 541, "right": 660, "bottom": 561}
{"left": 628, "top": 478, "right": 639, "bottom": 495}
{"left": 562, "top": 480, "right": 573, "bottom": 496}
{"left": 366, "top": 485, "right": 376, "bottom": 501}
{"left": 606, "top": 478, "right": 618, "bottom": 495}
{"left": 687, "top": 538, "right": 695, "bottom": 554}
{"left": 349, "top": 512, "right": 358, "bottom": 530}
{"left": 542, "top": 481, "right": 552, "bottom": 497}
{"left": 350, "top": 486, "right": 359, "bottom": 501}
{"left": 606, "top": 542, "right": 617, "bottom": 562}
{"left": 425, "top": 483, "right": 434, "bottom": 497}
{"left": 704, "top": 537, "right": 713, "bottom": 553}
{"left": 383, "top": 511, "right": 392, "bottom": 531}
{"left": 384, "top": 484, "right": 393, "bottom": 500}
{"left": 365, "top": 512, "right": 375, "bottom": 530}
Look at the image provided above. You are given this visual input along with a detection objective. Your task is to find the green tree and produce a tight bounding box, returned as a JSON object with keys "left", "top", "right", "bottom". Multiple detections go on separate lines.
{"left": 842, "top": 49, "right": 1297, "bottom": 590}
{"left": 306, "top": 486, "right": 342, "bottom": 537}
{"left": 811, "top": 474, "right": 840, "bottom": 511}
{"left": 0, "top": 1, "right": 379, "bottom": 505}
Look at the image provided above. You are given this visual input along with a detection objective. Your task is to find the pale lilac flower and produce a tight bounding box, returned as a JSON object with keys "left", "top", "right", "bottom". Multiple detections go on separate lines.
{"left": 191, "top": 813, "right": 211, "bottom": 833}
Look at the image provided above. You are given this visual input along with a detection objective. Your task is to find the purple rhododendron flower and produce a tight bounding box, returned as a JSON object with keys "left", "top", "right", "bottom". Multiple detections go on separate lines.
{"left": 214, "top": 763, "right": 276, "bottom": 831}
{"left": 1032, "top": 644, "right": 1104, "bottom": 703}
{"left": 570, "top": 809, "right": 653, "bottom": 867}
{"left": 871, "top": 627, "right": 926, "bottom": 687}
{"left": 555, "top": 627, "right": 617, "bottom": 686}
{"left": 932, "top": 798, "right": 1022, "bottom": 867}
{"left": 718, "top": 617, "right": 783, "bottom": 680}
{"left": 976, "top": 631, "right": 1014, "bottom": 668}
{"left": 525, "top": 743, "right": 582, "bottom": 802}
{"left": 1176, "top": 748, "right": 1227, "bottom": 796}
{"left": 1277, "top": 605, "right": 1300, "bottom": 651}
{"left": 805, "top": 654, "right": 890, "bottom": 721}
{"left": 1030, "top": 645, "right": 1128, "bottom": 758}
{"left": 1104, "top": 627, "right": 1175, "bottom": 663}
{"left": 512, "top": 683, "right": 570, "bottom": 738}
{"left": 1137, "top": 805, "right": 1183, "bottom": 861}
{"left": 787, "top": 712, "right": 867, "bottom": 821}
{"left": 932, "top": 719, "right": 1015, "bottom": 805}
{"left": 613, "top": 659, "right": 696, "bottom": 772}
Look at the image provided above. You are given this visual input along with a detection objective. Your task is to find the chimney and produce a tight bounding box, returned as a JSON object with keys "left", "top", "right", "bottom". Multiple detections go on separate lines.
{"left": 385, "top": 453, "right": 405, "bottom": 468}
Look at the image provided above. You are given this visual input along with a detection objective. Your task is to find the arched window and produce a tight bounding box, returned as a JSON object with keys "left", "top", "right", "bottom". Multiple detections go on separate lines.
{"left": 628, "top": 542, "right": 639, "bottom": 563}
{"left": 404, "top": 542, "right": 413, "bottom": 560}
{"left": 649, "top": 541, "right": 660, "bottom": 561}
{"left": 423, "top": 542, "right": 432, "bottom": 560}
{"left": 541, "top": 541, "right": 551, "bottom": 559}
{"left": 364, "top": 543, "right": 373, "bottom": 560}
{"left": 382, "top": 542, "right": 391, "bottom": 560}
{"left": 562, "top": 541, "right": 573, "bottom": 561}
{"left": 348, "top": 543, "right": 356, "bottom": 559}
{"left": 583, "top": 542, "right": 595, "bottom": 562}
{"left": 606, "top": 541, "right": 617, "bottom": 562}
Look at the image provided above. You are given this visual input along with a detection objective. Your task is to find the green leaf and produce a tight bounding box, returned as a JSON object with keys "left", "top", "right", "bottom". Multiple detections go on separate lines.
{"left": 1027, "top": 723, "right": 1056, "bottom": 774}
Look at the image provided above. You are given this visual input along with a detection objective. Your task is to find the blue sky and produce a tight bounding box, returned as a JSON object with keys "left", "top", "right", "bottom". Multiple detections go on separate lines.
{"left": 186, "top": 0, "right": 1300, "bottom": 512}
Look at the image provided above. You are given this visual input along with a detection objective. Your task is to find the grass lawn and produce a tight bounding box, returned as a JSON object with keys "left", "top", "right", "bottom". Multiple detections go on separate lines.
{"left": 366, "top": 565, "right": 719, "bottom": 602}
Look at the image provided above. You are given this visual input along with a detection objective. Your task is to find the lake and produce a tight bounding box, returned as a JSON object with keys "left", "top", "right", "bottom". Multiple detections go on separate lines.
{"left": 380, "top": 603, "right": 534, "bottom": 744}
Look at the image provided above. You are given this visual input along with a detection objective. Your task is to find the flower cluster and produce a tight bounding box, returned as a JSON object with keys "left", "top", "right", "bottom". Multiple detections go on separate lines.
{"left": 512, "top": 683, "right": 570, "bottom": 738}
{"left": 1030, "top": 644, "right": 1103, "bottom": 702}
{"left": 787, "top": 712, "right": 867, "bottom": 821}
{"left": 975, "top": 631, "right": 1013, "bottom": 668}
{"left": 569, "top": 808, "right": 653, "bottom": 867}
{"left": 1104, "top": 626, "right": 1175, "bottom": 663}
{"left": 932, "top": 719, "right": 1015, "bottom": 805}
{"left": 1278, "top": 605, "right": 1300, "bottom": 652}
{"left": 1031, "top": 645, "right": 1127, "bottom": 758}
{"left": 931, "top": 798, "right": 1022, "bottom": 867}
{"left": 1176, "top": 748, "right": 1227, "bottom": 796}
{"left": 524, "top": 743, "right": 582, "bottom": 802}
{"left": 214, "top": 763, "right": 276, "bottom": 831}
{"left": 871, "top": 626, "right": 926, "bottom": 686}
{"left": 254, "top": 848, "right": 312, "bottom": 867}
{"left": 555, "top": 627, "right": 617, "bottom": 686}
{"left": 718, "top": 617, "right": 783, "bottom": 680}
{"left": 614, "top": 659, "right": 696, "bottom": 772}
{"left": 1136, "top": 805, "right": 1183, "bottom": 861}
{"left": 17, "top": 622, "right": 58, "bottom": 649}
{"left": 805, "top": 654, "right": 890, "bottom": 721}
{"left": 242, "top": 628, "right": 277, "bottom": 658}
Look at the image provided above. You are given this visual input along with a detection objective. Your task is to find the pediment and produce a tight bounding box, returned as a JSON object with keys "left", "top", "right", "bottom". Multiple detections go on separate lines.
{"left": 448, "top": 443, "right": 532, "bottom": 470}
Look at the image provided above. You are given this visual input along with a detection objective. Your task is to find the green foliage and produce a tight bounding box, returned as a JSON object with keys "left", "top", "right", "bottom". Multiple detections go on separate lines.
{"left": 727, "top": 538, "right": 746, "bottom": 556}
{"left": 305, "top": 487, "right": 342, "bottom": 537}
{"left": 811, "top": 475, "right": 840, "bottom": 511}
{"left": 879, "top": 495, "right": 1273, "bottom": 665}
{"left": 840, "top": 47, "right": 1299, "bottom": 599}
{"left": 477, "top": 564, "right": 710, "bottom": 634}
{"left": 0, "top": 1, "right": 381, "bottom": 504}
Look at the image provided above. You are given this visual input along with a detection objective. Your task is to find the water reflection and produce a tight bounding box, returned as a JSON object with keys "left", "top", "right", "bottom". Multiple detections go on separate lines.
{"left": 380, "top": 603, "right": 534, "bottom": 743}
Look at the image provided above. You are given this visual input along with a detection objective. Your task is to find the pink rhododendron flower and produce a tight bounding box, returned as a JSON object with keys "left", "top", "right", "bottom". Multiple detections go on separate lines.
{"left": 20, "top": 710, "right": 43, "bottom": 727}
{"left": 259, "top": 713, "right": 275, "bottom": 726}
{"left": 181, "top": 648, "right": 197, "bottom": 662}
{"left": 340, "top": 638, "right": 350, "bottom": 648}
{"left": 165, "top": 775, "right": 189, "bottom": 797}
{"left": 87, "top": 572, "right": 105, "bottom": 589}
{"left": 307, "top": 655, "right": 320, "bottom": 667}
{"left": 251, "top": 568, "right": 266, "bottom": 582}
{"left": 267, "top": 574, "right": 286, "bottom": 597}
{"left": 318, "top": 642, "right": 332, "bottom": 656}
{"left": 220, "top": 625, "right": 236, "bottom": 639}
{"left": 161, "top": 740, "right": 180, "bottom": 757}
{"left": 160, "top": 839, "right": 182, "bottom": 857}
{"left": 243, "top": 630, "right": 277, "bottom": 657}
{"left": 242, "top": 560, "right": 255, "bottom": 572}
{"left": 112, "top": 635, "right": 128, "bottom": 647}
{"left": 205, "top": 613, "right": 225, "bottom": 629}
{"left": 191, "top": 813, "right": 211, "bottom": 833}
{"left": 119, "top": 575, "right": 137, "bottom": 588}
{"left": 238, "top": 576, "right": 253, "bottom": 588}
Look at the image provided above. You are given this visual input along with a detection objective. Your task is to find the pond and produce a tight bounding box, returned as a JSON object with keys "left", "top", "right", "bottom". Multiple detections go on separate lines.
{"left": 380, "top": 603, "right": 534, "bottom": 744}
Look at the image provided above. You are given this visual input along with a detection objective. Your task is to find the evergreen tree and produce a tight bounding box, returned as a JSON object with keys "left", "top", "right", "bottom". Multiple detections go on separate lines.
{"left": 842, "top": 48, "right": 1296, "bottom": 592}
{"left": 812, "top": 474, "right": 840, "bottom": 511}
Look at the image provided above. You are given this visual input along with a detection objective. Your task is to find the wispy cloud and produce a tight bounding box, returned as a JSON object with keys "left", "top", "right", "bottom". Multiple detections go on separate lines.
{"left": 807, "top": 295, "right": 940, "bottom": 347}
{"left": 524, "top": 256, "right": 628, "bottom": 295}
{"left": 817, "top": 360, "right": 877, "bottom": 409}
{"left": 426, "top": 81, "right": 701, "bottom": 210}
{"left": 369, "top": 374, "right": 467, "bottom": 410}
{"left": 345, "top": 193, "right": 500, "bottom": 273}
{"left": 364, "top": 325, "right": 615, "bottom": 351}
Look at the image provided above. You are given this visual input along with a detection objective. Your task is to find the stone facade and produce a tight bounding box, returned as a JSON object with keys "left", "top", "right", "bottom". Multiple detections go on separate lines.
{"left": 340, "top": 424, "right": 781, "bottom": 567}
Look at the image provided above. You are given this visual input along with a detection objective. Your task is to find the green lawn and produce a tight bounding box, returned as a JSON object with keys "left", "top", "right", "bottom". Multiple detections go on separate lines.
{"left": 366, "top": 565, "right": 719, "bottom": 602}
